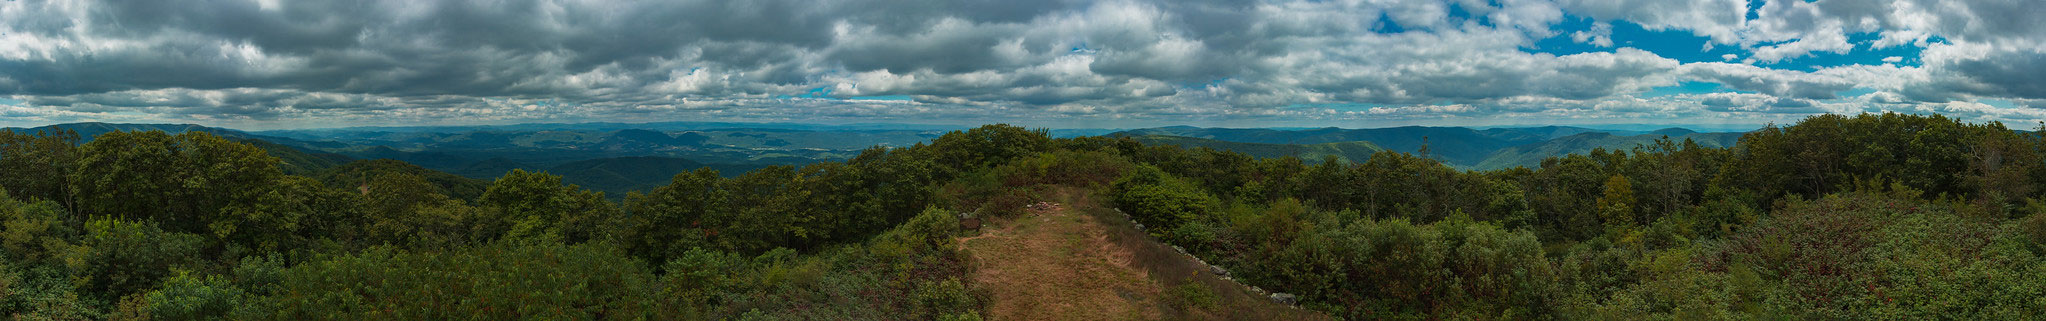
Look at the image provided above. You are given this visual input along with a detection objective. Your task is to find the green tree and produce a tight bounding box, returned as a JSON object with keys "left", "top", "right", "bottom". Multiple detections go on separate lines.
{"left": 77, "top": 219, "right": 206, "bottom": 302}
{"left": 1596, "top": 174, "right": 1637, "bottom": 230}
{"left": 623, "top": 168, "right": 728, "bottom": 264}
{"left": 1524, "top": 155, "right": 1609, "bottom": 240}
{"left": 214, "top": 176, "right": 358, "bottom": 255}
{"left": 357, "top": 171, "right": 494, "bottom": 249}
{"left": 243, "top": 242, "right": 667, "bottom": 320}
{"left": 142, "top": 272, "right": 248, "bottom": 321}
{"left": 716, "top": 165, "right": 814, "bottom": 252}
{"left": 1, "top": 190, "right": 81, "bottom": 266}
{"left": 71, "top": 131, "right": 284, "bottom": 236}
{"left": 318, "top": 159, "right": 489, "bottom": 201}
{"left": 477, "top": 169, "right": 621, "bottom": 244}
{"left": 927, "top": 124, "right": 1052, "bottom": 174}
{"left": 0, "top": 128, "right": 81, "bottom": 209}
{"left": 1111, "top": 165, "right": 1217, "bottom": 234}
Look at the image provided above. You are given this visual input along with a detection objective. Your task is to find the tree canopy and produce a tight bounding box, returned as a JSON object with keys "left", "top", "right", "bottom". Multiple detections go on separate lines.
{"left": 5, "top": 115, "right": 2046, "bottom": 319}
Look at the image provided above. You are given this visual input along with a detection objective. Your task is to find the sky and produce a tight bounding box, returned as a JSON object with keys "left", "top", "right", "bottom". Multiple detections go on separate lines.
{"left": 3, "top": 0, "right": 2045, "bottom": 130}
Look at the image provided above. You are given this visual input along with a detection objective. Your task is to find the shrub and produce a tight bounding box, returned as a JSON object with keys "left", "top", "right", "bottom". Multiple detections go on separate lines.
{"left": 992, "top": 150, "right": 1132, "bottom": 187}
{"left": 246, "top": 242, "right": 665, "bottom": 320}
{"left": 144, "top": 272, "right": 247, "bottom": 321}
{"left": 79, "top": 219, "right": 206, "bottom": 302}
{"left": 910, "top": 278, "right": 977, "bottom": 319}
{"left": 2021, "top": 200, "right": 2046, "bottom": 248}
{"left": 1167, "top": 279, "right": 1218, "bottom": 310}
{"left": 0, "top": 195, "right": 78, "bottom": 266}
{"left": 895, "top": 206, "right": 962, "bottom": 250}
{"left": 1112, "top": 165, "right": 1218, "bottom": 234}
{"left": 1166, "top": 220, "right": 1218, "bottom": 254}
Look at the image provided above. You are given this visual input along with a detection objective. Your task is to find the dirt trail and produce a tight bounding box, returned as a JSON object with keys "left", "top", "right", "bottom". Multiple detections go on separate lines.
{"left": 958, "top": 187, "right": 1330, "bottom": 321}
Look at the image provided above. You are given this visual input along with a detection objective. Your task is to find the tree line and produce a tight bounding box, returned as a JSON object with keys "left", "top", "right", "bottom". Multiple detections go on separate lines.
{"left": 1101, "top": 113, "right": 2046, "bottom": 319}
{"left": 5, "top": 112, "right": 2046, "bottom": 319}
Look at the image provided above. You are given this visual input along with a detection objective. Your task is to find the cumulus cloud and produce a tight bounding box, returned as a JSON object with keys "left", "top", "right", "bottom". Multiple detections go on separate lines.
{"left": 1571, "top": 22, "right": 1615, "bottom": 47}
{"left": 1, "top": 0, "right": 2044, "bottom": 128}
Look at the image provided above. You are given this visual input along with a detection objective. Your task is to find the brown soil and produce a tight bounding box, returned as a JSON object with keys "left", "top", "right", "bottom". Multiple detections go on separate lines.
{"left": 959, "top": 187, "right": 1331, "bottom": 321}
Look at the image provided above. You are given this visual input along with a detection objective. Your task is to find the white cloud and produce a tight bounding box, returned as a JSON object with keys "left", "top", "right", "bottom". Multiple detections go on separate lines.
{"left": 3, "top": 0, "right": 2046, "bottom": 127}
{"left": 1571, "top": 22, "right": 1615, "bottom": 47}
{"left": 1554, "top": 0, "right": 1750, "bottom": 43}
{"left": 1746, "top": 25, "right": 1854, "bottom": 63}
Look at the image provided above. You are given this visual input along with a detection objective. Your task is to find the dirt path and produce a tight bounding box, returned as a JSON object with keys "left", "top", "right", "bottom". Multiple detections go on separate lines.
{"left": 959, "top": 187, "right": 1330, "bottom": 321}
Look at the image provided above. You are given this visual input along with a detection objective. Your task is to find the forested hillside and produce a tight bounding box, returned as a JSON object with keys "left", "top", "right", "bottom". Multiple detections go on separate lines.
{"left": 4, "top": 112, "right": 2046, "bottom": 320}
{"left": 1472, "top": 130, "right": 1744, "bottom": 170}
{"left": 1124, "top": 135, "right": 1388, "bottom": 164}
{"left": 1113, "top": 125, "right": 1550, "bottom": 165}
{"left": 1115, "top": 125, "right": 1742, "bottom": 170}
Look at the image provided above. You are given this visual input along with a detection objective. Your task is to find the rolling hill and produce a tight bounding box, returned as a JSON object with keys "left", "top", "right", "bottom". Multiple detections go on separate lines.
{"left": 11, "top": 121, "right": 1754, "bottom": 195}
{"left": 452, "top": 157, "right": 536, "bottom": 181}
{"left": 2, "top": 122, "right": 254, "bottom": 142}
{"left": 543, "top": 156, "right": 709, "bottom": 196}
{"left": 234, "top": 138, "right": 354, "bottom": 176}
{"left": 318, "top": 159, "right": 494, "bottom": 201}
{"left": 1471, "top": 130, "right": 1744, "bottom": 170}
{"left": 1113, "top": 126, "right": 1564, "bottom": 165}
{"left": 1116, "top": 126, "right": 1748, "bottom": 170}
{"left": 1126, "top": 135, "right": 1389, "bottom": 164}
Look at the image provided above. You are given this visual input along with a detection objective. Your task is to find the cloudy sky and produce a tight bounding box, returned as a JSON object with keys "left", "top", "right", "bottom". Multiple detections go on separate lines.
{"left": 3, "top": 0, "right": 2044, "bottom": 129}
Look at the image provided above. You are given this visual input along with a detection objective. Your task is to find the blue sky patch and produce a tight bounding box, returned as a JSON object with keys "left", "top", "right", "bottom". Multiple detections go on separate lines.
{"left": 1642, "top": 81, "right": 1740, "bottom": 98}
{"left": 849, "top": 95, "right": 915, "bottom": 101}
{"left": 1526, "top": 18, "right": 1742, "bottom": 64}
{"left": 1528, "top": 18, "right": 1933, "bottom": 70}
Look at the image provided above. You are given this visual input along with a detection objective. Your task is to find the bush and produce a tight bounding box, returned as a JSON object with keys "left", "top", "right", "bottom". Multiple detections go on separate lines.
{"left": 895, "top": 206, "right": 962, "bottom": 250}
{"left": 79, "top": 219, "right": 206, "bottom": 302}
{"left": 1249, "top": 216, "right": 1557, "bottom": 319}
{"left": 991, "top": 150, "right": 1133, "bottom": 187}
{"left": 144, "top": 273, "right": 247, "bottom": 321}
{"left": 477, "top": 169, "right": 622, "bottom": 245}
{"left": 1167, "top": 279, "right": 1218, "bottom": 310}
{"left": 1112, "top": 165, "right": 1218, "bottom": 234}
{"left": 2021, "top": 199, "right": 2046, "bottom": 248}
{"left": 937, "top": 311, "right": 985, "bottom": 321}
{"left": 910, "top": 278, "right": 977, "bottom": 319}
{"left": 1166, "top": 220, "right": 1218, "bottom": 254}
{"left": 246, "top": 242, "right": 665, "bottom": 320}
{"left": 0, "top": 195, "right": 79, "bottom": 266}
{"left": 1564, "top": 192, "right": 2046, "bottom": 319}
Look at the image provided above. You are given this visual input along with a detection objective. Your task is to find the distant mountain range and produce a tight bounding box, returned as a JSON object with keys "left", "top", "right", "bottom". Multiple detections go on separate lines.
{"left": 260, "top": 121, "right": 965, "bottom": 134}
{"left": 1112, "top": 125, "right": 1747, "bottom": 170}
{"left": 0, "top": 122, "right": 801, "bottom": 197}
{"left": 7, "top": 122, "right": 1755, "bottom": 196}
{"left": 1123, "top": 135, "right": 1389, "bottom": 164}
{"left": 1472, "top": 129, "right": 1743, "bottom": 169}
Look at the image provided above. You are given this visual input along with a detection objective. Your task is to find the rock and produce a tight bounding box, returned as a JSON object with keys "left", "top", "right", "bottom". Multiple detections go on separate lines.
{"left": 1133, "top": 223, "right": 1145, "bottom": 230}
{"left": 1210, "top": 265, "right": 1229, "bottom": 276}
{"left": 959, "top": 218, "right": 982, "bottom": 232}
{"left": 1170, "top": 245, "right": 1186, "bottom": 254}
{"left": 1249, "top": 286, "right": 1264, "bottom": 294}
{"left": 1270, "top": 293, "right": 1297, "bottom": 305}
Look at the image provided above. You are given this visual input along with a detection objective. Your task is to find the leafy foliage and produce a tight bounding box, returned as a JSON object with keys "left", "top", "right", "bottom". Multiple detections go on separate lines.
{"left": 5, "top": 115, "right": 2046, "bottom": 320}
{"left": 71, "top": 131, "right": 283, "bottom": 236}
{"left": 1112, "top": 165, "right": 1217, "bottom": 234}
{"left": 477, "top": 169, "right": 622, "bottom": 244}
{"left": 245, "top": 242, "right": 666, "bottom": 320}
